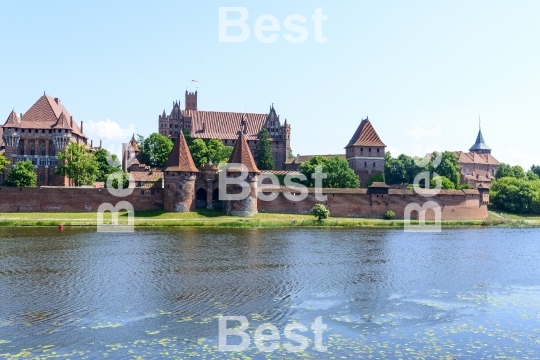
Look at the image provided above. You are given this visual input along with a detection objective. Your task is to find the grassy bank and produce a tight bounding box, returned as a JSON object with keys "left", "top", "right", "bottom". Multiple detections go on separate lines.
{"left": 0, "top": 210, "right": 537, "bottom": 228}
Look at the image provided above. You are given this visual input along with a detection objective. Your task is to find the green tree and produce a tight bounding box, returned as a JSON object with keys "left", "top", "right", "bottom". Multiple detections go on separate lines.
{"left": 56, "top": 142, "right": 99, "bottom": 186}
{"left": 527, "top": 170, "right": 540, "bottom": 181}
{"left": 324, "top": 157, "right": 360, "bottom": 188}
{"left": 0, "top": 153, "right": 10, "bottom": 172}
{"left": 384, "top": 210, "right": 396, "bottom": 220}
{"left": 311, "top": 204, "right": 330, "bottom": 221}
{"left": 190, "top": 138, "right": 208, "bottom": 167}
{"left": 430, "top": 175, "right": 456, "bottom": 190}
{"left": 490, "top": 177, "right": 540, "bottom": 214}
{"left": 206, "top": 139, "right": 233, "bottom": 165}
{"left": 496, "top": 163, "right": 527, "bottom": 179}
{"left": 367, "top": 173, "right": 385, "bottom": 187}
{"left": 433, "top": 151, "right": 461, "bottom": 188}
{"left": 299, "top": 156, "right": 359, "bottom": 188}
{"left": 4, "top": 160, "right": 37, "bottom": 187}
{"left": 255, "top": 128, "right": 275, "bottom": 170}
{"left": 458, "top": 183, "right": 472, "bottom": 190}
{"left": 93, "top": 148, "right": 121, "bottom": 182}
{"left": 531, "top": 165, "right": 540, "bottom": 178}
{"left": 138, "top": 133, "right": 174, "bottom": 167}
{"left": 105, "top": 171, "right": 130, "bottom": 190}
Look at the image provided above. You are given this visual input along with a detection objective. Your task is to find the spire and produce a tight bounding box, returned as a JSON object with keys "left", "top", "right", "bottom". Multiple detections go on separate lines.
{"left": 163, "top": 132, "right": 199, "bottom": 172}
{"left": 469, "top": 117, "right": 491, "bottom": 153}
{"left": 346, "top": 117, "right": 386, "bottom": 148}
{"left": 228, "top": 132, "right": 260, "bottom": 173}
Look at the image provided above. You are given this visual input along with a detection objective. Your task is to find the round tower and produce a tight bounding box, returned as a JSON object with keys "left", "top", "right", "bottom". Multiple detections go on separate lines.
{"left": 163, "top": 132, "right": 199, "bottom": 212}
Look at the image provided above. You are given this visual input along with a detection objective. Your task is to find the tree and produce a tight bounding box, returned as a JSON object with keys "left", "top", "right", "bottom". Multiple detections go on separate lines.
{"left": 4, "top": 160, "right": 37, "bottom": 187}
{"left": 311, "top": 204, "right": 330, "bottom": 221}
{"left": 56, "top": 142, "right": 99, "bottom": 186}
{"left": 138, "top": 133, "right": 173, "bottom": 167}
{"left": 430, "top": 175, "right": 455, "bottom": 190}
{"left": 433, "top": 151, "right": 461, "bottom": 188}
{"left": 490, "top": 177, "right": 540, "bottom": 214}
{"left": 93, "top": 148, "right": 121, "bottom": 182}
{"left": 0, "top": 153, "right": 10, "bottom": 172}
{"left": 255, "top": 128, "right": 275, "bottom": 170}
{"left": 206, "top": 139, "right": 233, "bottom": 165}
{"left": 531, "top": 165, "right": 540, "bottom": 178}
{"left": 324, "top": 157, "right": 360, "bottom": 188}
{"left": 496, "top": 163, "right": 526, "bottom": 179}
{"left": 106, "top": 171, "right": 130, "bottom": 190}
{"left": 458, "top": 183, "right": 472, "bottom": 190}
{"left": 190, "top": 139, "right": 208, "bottom": 167}
{"left": 384, "top": 210, "right": 396, "bottom": 220}
{"left": 527, "top": 170, "right": 540, "bottom": 181}
{"left": 299, "top": 156, "right": 359, "bottom": 188}
{"left": 367, "top": 173, "right": 385, "bottom": 187}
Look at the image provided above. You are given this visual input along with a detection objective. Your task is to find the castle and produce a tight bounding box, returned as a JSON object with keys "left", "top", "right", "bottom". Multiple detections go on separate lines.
{"left": 0, "top": 93, "right": 494, "bottom": 220}
{"left": 158, "top": 91, "right": 291, "bottom": 170}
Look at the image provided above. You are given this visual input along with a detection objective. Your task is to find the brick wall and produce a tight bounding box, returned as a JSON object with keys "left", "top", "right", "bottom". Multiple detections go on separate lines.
{"left": 258, "top": 190, "right": 488, "bottom": 220}
{"left": 0, "top": 187, "right": 163, "bottom": 212}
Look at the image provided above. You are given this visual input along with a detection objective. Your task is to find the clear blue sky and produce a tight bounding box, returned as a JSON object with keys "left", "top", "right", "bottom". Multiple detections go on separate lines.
{"left": 1, "top": 1, "right": 539, "bottom": 168}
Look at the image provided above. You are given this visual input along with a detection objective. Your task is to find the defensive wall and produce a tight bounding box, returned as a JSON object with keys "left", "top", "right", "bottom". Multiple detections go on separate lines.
{"left": 0, "top": 185, "right": 488, "bottom": 220}
{"left": 0, "top": 186, "right": 163, "bottom": 212}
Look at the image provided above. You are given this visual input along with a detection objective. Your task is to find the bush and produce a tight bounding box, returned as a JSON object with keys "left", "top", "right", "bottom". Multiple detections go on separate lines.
{"left": 367, "top": 173, "right": 385, "bottom": 187}
{"left": 311, "top": 204, "right": 330, "bottom": 221}
{"left": 384, "top": 210, "right": 395, "bottom": 220}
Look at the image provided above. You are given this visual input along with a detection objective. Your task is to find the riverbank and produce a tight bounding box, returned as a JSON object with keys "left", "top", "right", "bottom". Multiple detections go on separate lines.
{"left": 0, "top": 210, "right": 537, "bottom": 228}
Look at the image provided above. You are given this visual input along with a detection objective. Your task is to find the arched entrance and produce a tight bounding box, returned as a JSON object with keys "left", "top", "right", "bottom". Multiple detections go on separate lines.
{"left": 213, "top": 188, "right": 223, "bottom": 210}
{"left": 196, "top": 188, "right": 207, "bottom": 209}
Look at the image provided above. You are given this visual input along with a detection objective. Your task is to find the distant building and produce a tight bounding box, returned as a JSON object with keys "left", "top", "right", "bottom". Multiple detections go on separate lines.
{"left": 1, "top": 94, "right": 97, "bottom": 185}
{"left": 157, "top": 91, "right": 291, "bottom": 170}
{"left": 455, "top": 123, "right": 500, "bottom": 188}
{"left": 345, "top": 117, "right": 386, "bottom": 187}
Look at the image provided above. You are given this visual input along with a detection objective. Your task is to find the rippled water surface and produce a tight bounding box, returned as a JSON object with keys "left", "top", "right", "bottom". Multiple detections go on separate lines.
{"left": 1, "top": 227, "right": 540, "bottom": 358}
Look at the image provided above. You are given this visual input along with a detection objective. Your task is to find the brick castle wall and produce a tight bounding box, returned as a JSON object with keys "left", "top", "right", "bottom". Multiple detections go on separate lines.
{"left": 0, "top": 187, "right": 163, "bottom": 212}
{"left": 258, "top": 191, "right": 488, "bottom": 220}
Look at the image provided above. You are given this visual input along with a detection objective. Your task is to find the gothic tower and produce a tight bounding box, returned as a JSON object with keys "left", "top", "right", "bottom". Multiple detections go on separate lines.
{"left": 223, "top": 132, "right": 260, "bottom": 216}
{"left": 163, "top": 132, "right": 199, "bottom": 212}
{"left": 185, "top": 90, "right": 197, "bottom": 111}
{"left": 345, "top": 117, "right": 386, "bottom": 188}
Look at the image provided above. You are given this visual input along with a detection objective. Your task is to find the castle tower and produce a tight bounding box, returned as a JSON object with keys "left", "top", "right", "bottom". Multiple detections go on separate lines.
{"left": 163, "top": 132, "right": 199, "bottom": 212}
{"left": 122, "top": 134, "right": 141, "bottom": 172}
{"left": 185, "top": 90, "right": 197, "bottom": 111}
{"left": 224, "top": 132, "right": 260, "bottom": 216}
{"left": 345, "top": 117, "right": 386, "bottom": 188}
{"left": 469, "top": 120, "right": 492, "bottom": 155}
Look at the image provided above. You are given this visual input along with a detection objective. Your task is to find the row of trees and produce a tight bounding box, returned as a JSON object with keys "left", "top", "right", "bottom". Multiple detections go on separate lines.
{"left": 384, "top": 151, "right": 468, "bottom": 190}
{"left": 491, "top": 163, "right": 540, "bottom": 214}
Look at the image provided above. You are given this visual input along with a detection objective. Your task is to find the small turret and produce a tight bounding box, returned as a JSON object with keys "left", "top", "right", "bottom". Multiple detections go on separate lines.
{"left": 469, "top": 120, "right": 492, "bottom": 154}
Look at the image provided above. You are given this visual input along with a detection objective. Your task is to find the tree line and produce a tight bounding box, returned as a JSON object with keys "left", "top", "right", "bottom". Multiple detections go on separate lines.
{"left": 491, "top": 164, "right": 540, "bottom": 214}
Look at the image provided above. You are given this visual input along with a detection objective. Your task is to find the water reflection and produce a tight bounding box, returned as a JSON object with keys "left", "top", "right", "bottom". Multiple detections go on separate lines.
{"left": 1, "top": 227, "right": 540, "bottom": 358}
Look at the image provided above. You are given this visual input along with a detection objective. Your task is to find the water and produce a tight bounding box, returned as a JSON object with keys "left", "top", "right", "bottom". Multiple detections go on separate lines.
{"left": 1, "top": 228, "right": 540, "bottom": 358}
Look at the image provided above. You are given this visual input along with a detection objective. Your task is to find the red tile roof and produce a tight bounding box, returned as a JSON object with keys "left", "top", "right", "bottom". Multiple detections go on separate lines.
{"left": 182, "top": 110, "right": 267, "bottom": 140}
{"left": 4, "top": 111, "right": 20, "bottom": 127}
{"left": 2, "top": 95, "right": 86, "bottom": 138}
{"left": 454, "top": 151, "right": 500, "bottom": 166}
{"left": 163, "top": 132, "right": 199, "bottom": 172}
{"left": 346, "top": 118, "right": 386, "bottom": 148}
{"left": 228, "top": 133, "right": 260, "bottom": 173}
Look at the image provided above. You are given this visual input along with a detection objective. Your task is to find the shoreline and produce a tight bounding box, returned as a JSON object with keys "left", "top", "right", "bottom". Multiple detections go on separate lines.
{"left": 0, "top": 211, "right": 537, "bottom": 229}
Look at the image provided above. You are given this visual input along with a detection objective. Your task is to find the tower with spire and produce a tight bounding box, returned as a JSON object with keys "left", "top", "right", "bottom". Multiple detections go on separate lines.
{"left": 469, "top": 118, "right": 492, "bottom": 155}
{"left": 163, "top": 132, "right": 199, "bottom": 212}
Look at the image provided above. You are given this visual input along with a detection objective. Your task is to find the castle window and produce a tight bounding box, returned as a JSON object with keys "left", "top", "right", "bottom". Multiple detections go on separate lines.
{"left": 19, "top": 147, "right": 24, "bottom": 156}
{"left": 49, "top": 173, "right": 55, "bottom": 183}
{"left": 39, "top": 174, "right": 45, "bottom": 183}
{"left": 50, "top": 147, "right": 56, "bottom": 156}
{"left": 30, "top": 147, "right": 35, "bottom": 156}
{"left": 40, "top": 147, "right": 46, "bottom": 156}
{"left": 373, "top": 162, "right": 376, "bottom": 168}
{"left": 360, "top": 148, "right": 363, "bottom": 151}
{"left": 369, "top": 148, "right": 372, "bottom": 152}
{"left": 377, "top": 148, "right": 380, "bottom": 153}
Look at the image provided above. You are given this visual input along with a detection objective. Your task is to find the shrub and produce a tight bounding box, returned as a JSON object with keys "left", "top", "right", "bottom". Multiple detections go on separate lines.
{"left": 384, "top": 210, "right": 395, "bottom": 220}
{"left": 311, "top": 204, "right": 330, "bottom": 221}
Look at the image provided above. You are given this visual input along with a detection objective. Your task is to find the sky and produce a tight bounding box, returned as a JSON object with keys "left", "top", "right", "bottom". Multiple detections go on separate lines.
{"left": 1, "top": 1, "right": 539, "bottom": 169}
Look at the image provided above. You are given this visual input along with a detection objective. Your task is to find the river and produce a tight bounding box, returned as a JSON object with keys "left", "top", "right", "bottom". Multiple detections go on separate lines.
{"left": 1, "top": 227, "right": 539, "bottom": 358}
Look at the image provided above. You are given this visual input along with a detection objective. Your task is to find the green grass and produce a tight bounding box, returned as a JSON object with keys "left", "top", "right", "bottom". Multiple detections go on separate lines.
{"left": 0, "top": 209, "right": 536, "bottom": 228}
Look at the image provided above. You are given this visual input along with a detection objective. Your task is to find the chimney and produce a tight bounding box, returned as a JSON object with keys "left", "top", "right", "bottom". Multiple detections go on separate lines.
{"left": 20, "top": 113, "right": 23, "bottom": 120}
{"left": 81, "top": 121, "right": 83, "bottom": 133}
{"left": 99, "top": 140, "right": 102, "bottom": 148}
{"left": 54, "top": 98, "right": 60, "bottom": 104}
{"left": 91, "top": 140, "right": 93, "bottom": 148}
{"left": 70, "top": 116, "right": 73, "bottom": 128}
{"left": 202, "top": 122, "right": 206, "bottom": 133}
